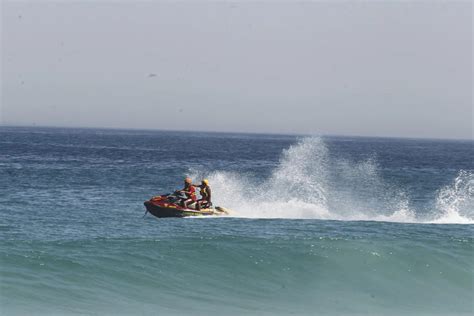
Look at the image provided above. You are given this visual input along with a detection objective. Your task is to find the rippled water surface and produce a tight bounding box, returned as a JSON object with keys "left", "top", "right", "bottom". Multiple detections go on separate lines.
{"left": 1, "top": 127, "right": 473, "bottom": 315}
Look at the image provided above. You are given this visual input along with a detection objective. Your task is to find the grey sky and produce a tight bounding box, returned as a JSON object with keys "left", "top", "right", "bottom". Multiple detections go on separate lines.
{"left": 1, "top": 1, "right": 472, "bottom": 139}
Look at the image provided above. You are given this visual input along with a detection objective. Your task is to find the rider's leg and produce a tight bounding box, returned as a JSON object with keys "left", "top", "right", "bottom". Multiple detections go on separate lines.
{"left": 182, "top": 198, "right": 191, "bottom": 208}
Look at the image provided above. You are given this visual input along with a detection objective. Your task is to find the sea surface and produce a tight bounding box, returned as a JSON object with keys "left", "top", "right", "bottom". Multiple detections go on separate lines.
{"left": 0, "top": 126, "right": 473, "bottom": 315}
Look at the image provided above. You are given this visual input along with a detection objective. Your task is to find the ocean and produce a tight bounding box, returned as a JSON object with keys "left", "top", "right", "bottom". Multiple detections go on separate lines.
{"left": 0, "top": 126, "right": 472, "bottom": 315}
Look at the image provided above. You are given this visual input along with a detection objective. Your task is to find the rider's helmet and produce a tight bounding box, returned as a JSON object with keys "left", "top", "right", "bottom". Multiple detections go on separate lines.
{"left": 202, "top": 179, "right": 209, "bottom": 185}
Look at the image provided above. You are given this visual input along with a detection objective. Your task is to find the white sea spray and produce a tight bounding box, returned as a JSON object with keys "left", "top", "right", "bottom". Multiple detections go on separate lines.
{"left": 193, "top": 137, "right": 473, "bottom": 224}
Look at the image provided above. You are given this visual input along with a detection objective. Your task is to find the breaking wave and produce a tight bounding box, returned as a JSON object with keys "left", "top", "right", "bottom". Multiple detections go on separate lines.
{"left": 191, "top": 137, "right": 473, "bottom": 224}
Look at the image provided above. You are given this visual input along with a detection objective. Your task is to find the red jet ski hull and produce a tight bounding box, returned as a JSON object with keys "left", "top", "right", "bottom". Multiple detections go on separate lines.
{"left": 144, "top": 196, "right": 226, "bottom": 218}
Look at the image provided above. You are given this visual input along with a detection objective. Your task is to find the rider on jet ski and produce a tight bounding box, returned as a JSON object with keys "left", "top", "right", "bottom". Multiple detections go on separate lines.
{"left": 194, "top": 179, "right": 212, "bottom": 211}
{"left": 176, "top": 177, "right": 197, "bottom": 208}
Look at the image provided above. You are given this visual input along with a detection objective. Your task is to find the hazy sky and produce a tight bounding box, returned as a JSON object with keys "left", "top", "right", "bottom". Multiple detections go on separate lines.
{"left": 1, "top": 1, "right": 472, "bottom": 139}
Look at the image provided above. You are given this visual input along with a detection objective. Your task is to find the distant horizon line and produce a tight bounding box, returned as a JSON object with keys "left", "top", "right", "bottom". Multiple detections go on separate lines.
{"left": 0, "top": 123, "right": 472, "bottom": 142}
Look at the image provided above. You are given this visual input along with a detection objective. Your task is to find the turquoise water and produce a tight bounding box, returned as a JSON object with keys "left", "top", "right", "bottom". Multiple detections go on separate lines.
{"left": 1, "top": 127, "right": 473, "bottom": 315}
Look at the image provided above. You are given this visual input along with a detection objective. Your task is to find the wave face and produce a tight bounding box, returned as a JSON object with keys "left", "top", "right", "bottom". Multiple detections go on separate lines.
{"left": 199, "top": 137, "right": 473, "bottom": 223}
{"left": 1, "top": 220, "right": 473, "bottom": 316}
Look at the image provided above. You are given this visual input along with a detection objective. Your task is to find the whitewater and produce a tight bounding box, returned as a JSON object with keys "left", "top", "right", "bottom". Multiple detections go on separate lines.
{"left": 195, "top": 137, "right": 473, "bottom": 224}
{"left": 0, "top": 127, "right": 473, "bottom": 315}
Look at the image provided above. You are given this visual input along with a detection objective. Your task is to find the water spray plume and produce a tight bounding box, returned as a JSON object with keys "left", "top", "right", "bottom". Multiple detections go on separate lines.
{"left": 192, "top": 137, "right": 473, "bottom": 224}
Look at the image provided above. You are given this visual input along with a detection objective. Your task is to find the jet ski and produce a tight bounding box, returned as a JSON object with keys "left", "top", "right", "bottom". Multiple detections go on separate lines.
{"left": 144, "top": 192, "right": 229, "bottom": 218}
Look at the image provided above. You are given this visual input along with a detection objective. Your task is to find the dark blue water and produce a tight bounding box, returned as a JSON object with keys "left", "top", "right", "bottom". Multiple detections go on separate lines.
{"left": 0, "top": 127, "right": 473, "bottom": 315}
